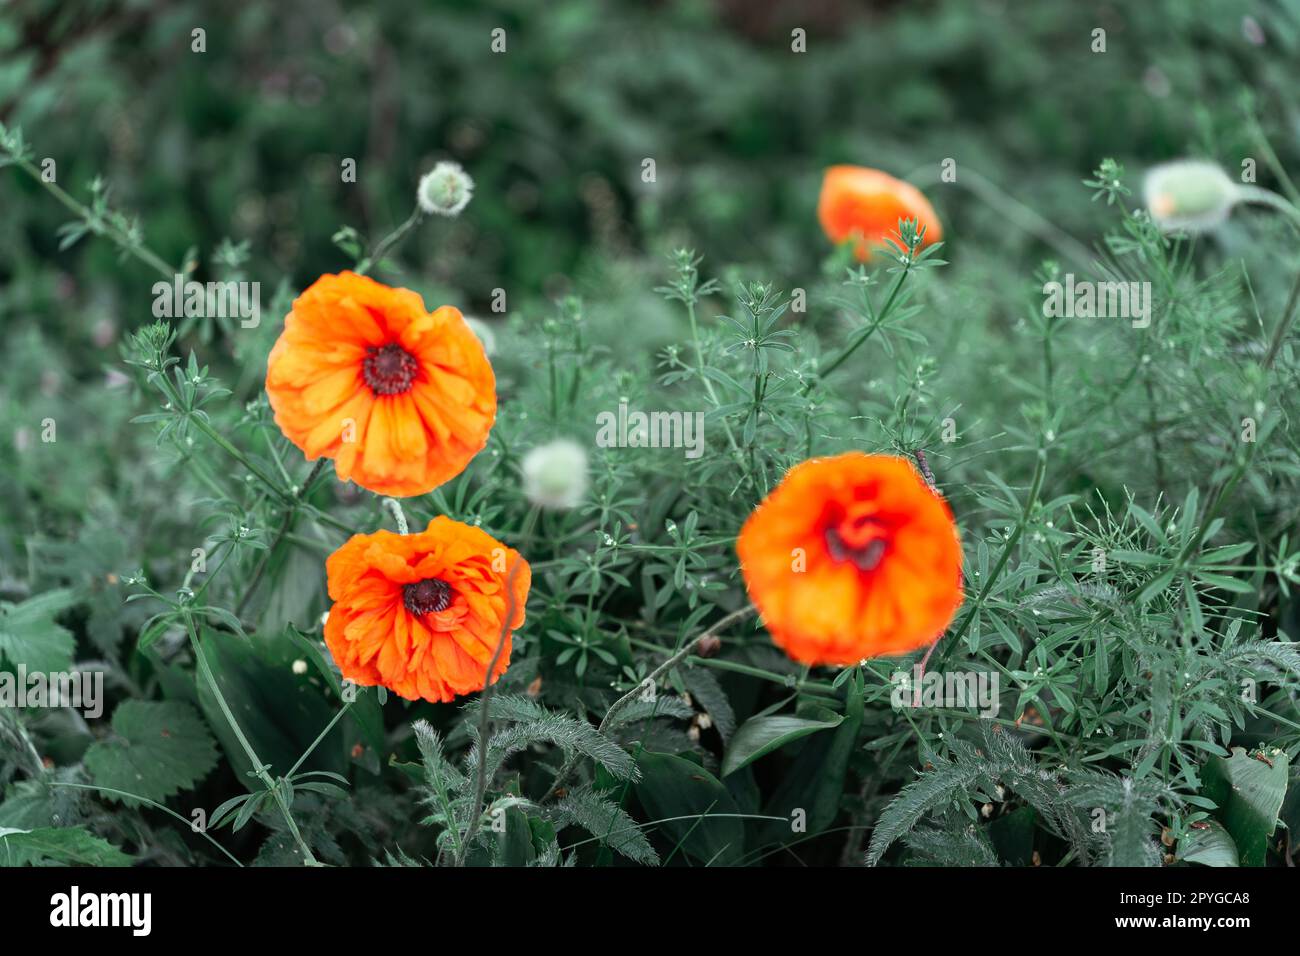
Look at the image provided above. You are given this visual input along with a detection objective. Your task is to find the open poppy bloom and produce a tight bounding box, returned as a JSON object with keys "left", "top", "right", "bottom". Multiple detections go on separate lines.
{"left": 736, "top": 453, "right": 962, "bottom": 665}
{"left": 817, "top": 165, "right": 943, "bottom": 261}
{"left": 265, "top": 272, "right": 496, "bottom": 497}
{"left": 324, "top": 517, "right": 530, "bottom": 703}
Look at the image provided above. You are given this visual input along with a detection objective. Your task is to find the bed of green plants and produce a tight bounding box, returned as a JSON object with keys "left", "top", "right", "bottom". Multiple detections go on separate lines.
{"left": 2, "top": 0, "right": 1299, "bottom": 867}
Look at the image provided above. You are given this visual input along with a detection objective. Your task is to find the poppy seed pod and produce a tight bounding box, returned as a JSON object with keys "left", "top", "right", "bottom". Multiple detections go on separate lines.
{"left": 1142, "top": 160, "right": 1240, "bottom": 234}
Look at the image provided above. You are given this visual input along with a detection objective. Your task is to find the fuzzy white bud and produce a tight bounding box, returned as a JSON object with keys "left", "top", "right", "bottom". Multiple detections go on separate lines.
{"left": 417, "top": 161, "right": 474, "bottom": 217}
{"left": 522, "top": 439, "right": 589, "bottom": 510}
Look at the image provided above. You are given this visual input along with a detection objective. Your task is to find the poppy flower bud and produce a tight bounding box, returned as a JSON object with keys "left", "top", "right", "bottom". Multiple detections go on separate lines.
{"left": 522, "top": 438, "right": 589, "bottom": 510}
{"left": 1142, "top": 160, "right": 1239, "bottom": 234}
{"left": 417, "top": 161, "right": 474, "bottom": 217}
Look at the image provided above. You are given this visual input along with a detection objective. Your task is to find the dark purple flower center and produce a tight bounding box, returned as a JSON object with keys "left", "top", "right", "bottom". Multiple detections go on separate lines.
{"left": 362, "top": 343, "right": 419, "bottom": 396}
{"left": 403, "top": 578, "right": 453, "bottom": 615}
{"left": 824, "top": 510, "right": 889, "bottom": 572}
{"left": 825, "top": 529, "right": 887, "bottom": 571}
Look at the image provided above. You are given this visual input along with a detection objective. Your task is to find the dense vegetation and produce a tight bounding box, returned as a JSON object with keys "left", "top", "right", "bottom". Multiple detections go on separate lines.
{"left": 2, "top": 0, "right": 1299, "bottom": 867}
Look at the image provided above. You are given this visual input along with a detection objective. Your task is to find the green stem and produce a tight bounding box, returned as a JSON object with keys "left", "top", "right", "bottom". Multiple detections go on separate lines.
{"left": 382, "top": 497, "right": 410, "bottom": 535}
{"left": 183, "top": 611, "right": 318, "bottom": 865}
{"left": 1261, "top": 261, "right": 1300, "bottom": 371}
{"left": 14, "top": 157, "right": 177, "bottom": 278}
{"left": 49, "top": 782, "right": 244, "bottom": 867}
{"left": 286, "top": 703, "right": 352, "bottom": 779}
{"left": 1236, "top": 185, "right": 1300, "bottom": 231}
{"left": 455, "top": 506, "right": 538, "bottom": 866}
{"left": 686, "top": 298, "right": 744, "bottom": 461}
{"left": 355, "top": 208, "right": 423, "bottom": 276}
{"left": 545, "top": 604, "right": 758, "bottom": 803}
{"left": 234, "top": 458, "right": 330, "bottom": 619}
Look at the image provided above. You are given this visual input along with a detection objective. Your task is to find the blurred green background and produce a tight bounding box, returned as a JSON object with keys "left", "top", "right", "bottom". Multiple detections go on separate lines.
{"left": 3, "top": 0, "right": 1299, "bottom": 557}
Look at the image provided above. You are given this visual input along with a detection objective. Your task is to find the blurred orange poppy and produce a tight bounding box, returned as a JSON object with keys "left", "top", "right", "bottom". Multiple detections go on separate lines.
{"left": 817, "top": 165, "right": 943, "bottom": 261}
{"left": 265, "top": 272, "right": 495, "bottom": 497}
{"left": 736, "top": 453, "right": 963, "bottom": 665}
{"left": 324, "top": 517, "right": 530, "bottom": 703}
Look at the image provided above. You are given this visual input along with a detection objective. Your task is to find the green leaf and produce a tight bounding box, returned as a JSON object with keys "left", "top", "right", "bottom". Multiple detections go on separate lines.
{"left": 472, "top": 695, "right": 638, "bottom": 782}
{"left": 496, "top": 807, "right": 538, "bottom": 867}
{"left": 635, "top": 752, "right": 743, "bottom": 865}
{"left": 1202, "top": 747, "right": 1289, "bottom": 866}
{"left": 0, "top": 826, "right": 132, "bottom": 866}
{"left": 987, "top": 806, "right": 1036, "bottom": 866}
{"left": 554, "top": 785, "right": 659, "bottom": 866}
{"left": 1179, "top": 820, "right": 1239, "bottom": 867}
{"left": 721, "top": 713, "right": 844, "bottom": 777}
{"left": 0, "top": 589, "right": 76, "bottom": 672}
{"left": 85, "top": 700, "right": 218, "bottom": 804}
{"left": 195, "top": 627, "right": 346, "bottom": 789}
{"left": 762, "top": 691, "right": 864, "bottom": 844}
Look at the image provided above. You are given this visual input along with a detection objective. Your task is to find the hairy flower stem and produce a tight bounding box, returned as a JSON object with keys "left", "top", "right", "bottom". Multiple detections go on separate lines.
{"left": 355, "top": 207, "right": 423, "bottom": 276}
{"left": 1262, "top": 263, "right": 1300, "bottom": 372}
{"left": 182, "top": 611, "right": 318, "bottom": 865}
{"left": 381, "top": 497, "right": 409, "bottom": 534}
{"left": 455, "top": 506, "right": 538, "bottom": 867}
{"left": 545, "top": 604, "right": 758, "bottom": 802}
{"left": 1236, "top": 185, "right": 1300, "bottom": 231}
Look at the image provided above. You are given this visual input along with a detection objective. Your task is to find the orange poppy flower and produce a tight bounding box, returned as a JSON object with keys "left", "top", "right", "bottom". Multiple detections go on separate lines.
{"left": 265, "top": 272, "right": 496, "bottom": 497}
{"left": 324, "top": 517, "right": 530, "bottom": 703}
{"left": 736, "top": 453, "right": 962, "bottom": 665}
{"left": 817, "top": 165, "right": 943, "bottom": 261}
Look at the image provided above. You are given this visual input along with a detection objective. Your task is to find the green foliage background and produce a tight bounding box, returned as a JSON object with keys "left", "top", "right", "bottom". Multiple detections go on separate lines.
{"left": 2, "top": 0, "right": 1300, "bottom": 867}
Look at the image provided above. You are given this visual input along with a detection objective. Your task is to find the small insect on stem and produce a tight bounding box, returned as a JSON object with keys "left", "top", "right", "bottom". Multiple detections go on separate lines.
{"left": 914, "top": 448, "right": 937, "bottom": 490}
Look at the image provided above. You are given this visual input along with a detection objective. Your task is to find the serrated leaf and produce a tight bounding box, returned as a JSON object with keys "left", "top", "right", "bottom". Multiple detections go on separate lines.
{"left": 85, "top": 700, "right": 218, "bottom": 804}
{"left": 0, "top": 826, "right": 132, "bottom": 866}
{"left": 555, "top": 785, "right": 659, "bottom": 866}
{"left": 0, "top": 589, "right": 77, "bottom": 672}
